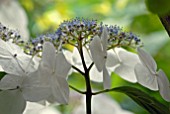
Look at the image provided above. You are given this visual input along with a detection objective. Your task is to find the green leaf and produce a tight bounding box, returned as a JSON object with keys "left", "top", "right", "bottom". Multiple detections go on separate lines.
{"left": 145, "top": 0, "right": 170, "bottom": 15}
{"left": 67, "top": 72, "right": 85, "bottom": 89}
{"left": 113, "top": 86, "right": 170, "bottom": 114}
{"left": 130, "top": 14, "right": 164, "bottom": 34}
{"left": 0, "top": 72, "right": 7, "bottom": 80}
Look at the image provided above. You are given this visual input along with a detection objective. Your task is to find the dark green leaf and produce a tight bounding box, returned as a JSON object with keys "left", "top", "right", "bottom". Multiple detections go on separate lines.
{"left": 145, "top": 0, "right": 170, "bottom": 15}
{"left": 0, "top": 72, "right": 7, "bottom": 80}
{"left": 112, "top": 86, "right": 170, "bottom": 114}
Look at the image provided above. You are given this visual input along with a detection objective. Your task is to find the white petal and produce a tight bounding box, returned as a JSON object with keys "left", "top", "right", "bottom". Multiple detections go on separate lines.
{"left": 0, "top": 74, "right": 22, "bottom": 90}
{"left": 22, "top": 75, "right": 51, "bottom": 102}
{"left": 42, "top": 42, "right": 56, "bottom": 70}
{"left": 63, "top": 50, "right": 73, "bottom": 64}
{"left": 0, "top": 39, "right": 33, "bottom": 74}
{"left": 157, "top": 69, "right": 170, "bottom": 102}
{"left": 72, "top": 48, "right": 81, "bottom": 65}
{"left": 114, "top": 63, "right": 137, "bottom": 83}
{"left": 103, "top": 66, "right": 111, "bottom": 89}
{"left": 6, "top": 41, "right": 25, "bottom": 55}
{"left": 22, "top": 86, "right": 51, "bottom": 102}
{"left": 36, "top": 62, "right": 52, "bottom": 85}
{"left": 106, "top": 50, "right": 119, "bottom": 67}
{"left": 135, "top": 63, "right": 158, "bottom": 90}
{"left": 23, "top": 102, "right": 44, "bottom": 114}
{"left": 82, "top": 47, "right": 93, "bottom": 67}
{"left": 55, "top": 52, "right": 71, "bottom": 78}
{"left": 0, "top": 90, "right": 26, "bottom": 114}
{"left": 72, "top": 48, "right": 84, "bottom": 72}
{"left": 22, "top": 66, "right": 51, "bottom": 102}
{"left": 101, "top": 27, "right": 108, "bottom": 54}
{"left": 0, "top": 40, "right": 24, "bottom": 58}
{"left": 0, "top": 59, "right": 24, "bottom": 75}
{"left": 117, "top": 48, "right": 140, "bottom": 65}
{"left": 50, "top": 76, "right": 69, "bottom": 104}
{"left": 72, "top": 47, "right": 92, "bottom": 72}
{"left": 89, "top": 36, "right": 106, "bottom": 72}
{"left": 0, "top": 39, "right": 13, "bottom": 58}
{"left": 90, "top": 65, "right": 103, "bottom": 82}
{"left": 137, "top": 47, "right": 157, "bottom": 74}
{"left": 17, "top": 55, "right": 40, "bottom": 73}
{"left": 0, "top": 65, "right": 3, "bottom": 71}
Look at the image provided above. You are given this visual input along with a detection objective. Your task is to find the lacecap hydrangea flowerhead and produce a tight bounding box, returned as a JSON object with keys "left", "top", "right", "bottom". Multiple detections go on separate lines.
{"left": 27, "top": 17, "right": 141, "bottom": 52}
{"left": 27, "top": 17, "right": 142, "bottom": 88}
{"left": 0, "top": 17, "right": 169, "bottom": 114}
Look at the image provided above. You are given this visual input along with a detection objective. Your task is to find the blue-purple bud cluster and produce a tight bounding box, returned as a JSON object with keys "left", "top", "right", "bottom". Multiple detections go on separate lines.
{"left": 32, "top": 18, "right": 141, "bottom": 50}
{"left": 0, "top": 18, "right": 142, "bottom": 55}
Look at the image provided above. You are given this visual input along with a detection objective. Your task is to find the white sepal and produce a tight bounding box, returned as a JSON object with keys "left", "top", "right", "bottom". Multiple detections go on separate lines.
{"left": 89, "top": 36, "right": 106, "bottom": 72}
{"left": 137, "top": 47, "right": 157, "bottom": 74}
{"left": 157, "top": 69, "right": 170, "bottom": 102}
{"left": 103, "top": 66, "right": 111, "bottom": 89}
{"left": 135, "top": 63, "right": 158, "bottom": 90}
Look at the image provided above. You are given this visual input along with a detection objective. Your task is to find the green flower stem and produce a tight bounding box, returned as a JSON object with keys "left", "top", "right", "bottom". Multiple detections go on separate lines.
{"left": 69, "top": 85, "right": 86, "bottom": 94}
{"left": 78, "top": 37, "right": 92, "bottom": 114}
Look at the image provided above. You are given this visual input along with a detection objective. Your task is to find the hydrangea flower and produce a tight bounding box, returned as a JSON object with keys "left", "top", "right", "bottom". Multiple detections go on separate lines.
{"left": 37, "top": 42, "right": 71, "bottom": 104}
{"left": 89, "top": 28, "right": 140, "bottom": 88}
{"left": 89, "top": 27, "right": 110, "bottom": 89}
{"left": 135, "top": 47, "right": 170, "bottom": 101}
{"left": 0, "top": 73, "right": 50, "bottom": 102}
{"left": 106, "top": 48, "right": 140, "bottom": 83}
{"left": 0, "top": 61, "right": 50, "bottom": 114}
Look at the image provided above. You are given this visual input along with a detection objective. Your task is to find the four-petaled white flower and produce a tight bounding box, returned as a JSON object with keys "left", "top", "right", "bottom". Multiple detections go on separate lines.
{"left": 89, "top": 27, "right": 140, "bottom": 88}
{"left": 106, "top": 48, "right": 140, "bottom": 83}
{"left": 0, "top": 58, "right": 50, "bottom": 114}
{"left": 135, "top": 47, "right": 170, "bottom": 102}
{"left": 38, "top": 42, "right": 71, "bottom": 104}
{"left": 0, "top": 41, "right": 71, "bottom": 114}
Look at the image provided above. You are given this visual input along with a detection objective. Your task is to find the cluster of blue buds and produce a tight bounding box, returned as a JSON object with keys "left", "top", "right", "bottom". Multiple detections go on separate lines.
{"left": 32, "top": 17, "right": 141, "bottom": 50}
{"left": 0, "top": 18, "right": 142, "bottom": 55}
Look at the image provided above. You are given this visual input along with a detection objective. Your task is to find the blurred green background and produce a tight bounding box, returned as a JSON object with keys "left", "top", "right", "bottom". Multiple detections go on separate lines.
{"left": 4, "top": 0, "right": 170, "bottom": 113}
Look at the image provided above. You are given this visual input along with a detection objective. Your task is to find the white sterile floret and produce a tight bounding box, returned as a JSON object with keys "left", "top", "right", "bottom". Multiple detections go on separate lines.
{"left": 38, "top": 42, "right": 71, "bottom": 104}
{"left": 89, "top": 27, "right": 110, "bottom": 89}
{"left": 0, "top": 72, "right": 51, "bottom": 102}
{"left": 135, "top": 47, "right": 170, "bottom": 102}
{"left": 106, "top": 48, "right": 140, "bottom": 83}
{"left": 0, "top": 39, "right": 38, "bottom": 75}
{"left": 0, "top": 69, "right": 51, "bottom": 114}
{"left": 89, "top": 27, "right": 107, "bottom": 72}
